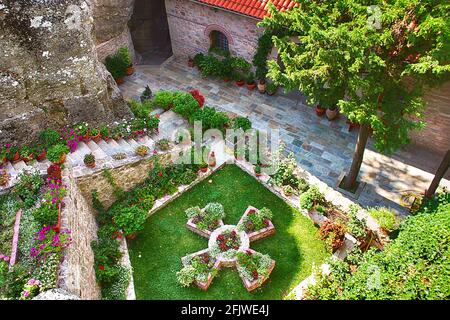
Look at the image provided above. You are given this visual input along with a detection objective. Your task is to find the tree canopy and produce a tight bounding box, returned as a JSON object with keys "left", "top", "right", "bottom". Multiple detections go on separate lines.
{"left": 260, "top": 0, "right": 450, "bottom": 153}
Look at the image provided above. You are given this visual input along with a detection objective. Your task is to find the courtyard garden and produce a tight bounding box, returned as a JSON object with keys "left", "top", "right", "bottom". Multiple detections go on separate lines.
{"left": 127, "top": 164, "right": 328, "bottom": 300}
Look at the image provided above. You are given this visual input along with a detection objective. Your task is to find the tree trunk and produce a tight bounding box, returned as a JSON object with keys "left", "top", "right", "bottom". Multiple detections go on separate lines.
{"left": 343, "top": 123, "right": 371, "bottom": 191}
{"left": 425, "top": 149, "right": 450, "bottom": 198}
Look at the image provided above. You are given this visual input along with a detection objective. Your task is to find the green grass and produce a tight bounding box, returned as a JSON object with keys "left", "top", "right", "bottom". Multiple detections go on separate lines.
{"left": 128, "top": 165, "right": 328, "bottom": 299}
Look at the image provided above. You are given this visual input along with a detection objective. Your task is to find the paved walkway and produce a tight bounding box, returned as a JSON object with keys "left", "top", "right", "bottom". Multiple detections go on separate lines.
{"left": 120, "top": 57, "right": 450, "bottom": 214}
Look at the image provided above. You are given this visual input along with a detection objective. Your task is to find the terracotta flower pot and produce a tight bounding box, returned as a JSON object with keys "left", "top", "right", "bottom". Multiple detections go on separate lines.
{"left": 326, "top": 108, "right": 339, "bottom": 120}
{"left": 11, "top": 151, "right": 20, "bottom": 163}
{"left": 115, "top": 77, "right": 125, "bottom": 85}
{"left": 257, "top": 82, "right": 266, "bottom": 93}
{"left": 82, "top": 134, "right": 90, "bottom": 143}
{"left": 37, "top": 150, "right": 47, "bottom": 162}
{"left": 236, "top": 80, "right": 245, "bottom": 87}
{"left": 208, "top": 152, "right": 216, "bottom": 167}
{"left": 200, "top": 167, "right": 208, "bottom": 173}
{"left": 23, "top": 154, "right": 34, "bottom": 163}
{"left": 315, "top": 105, "right": 326, "bottom": 116}
{"left": 53, "top": 153, "right": 66, "bottom": 165}
{"left": 91, "top": 133, "right": 101, "bottom": 143}
{"left": 246, "top": 83, "right": 256, "bottom": 91}
{"left": 86, "top": 162, "right": 96, "bottom": 169}
{"left": 126, "top": 66, "right": 134, "bottom": 76}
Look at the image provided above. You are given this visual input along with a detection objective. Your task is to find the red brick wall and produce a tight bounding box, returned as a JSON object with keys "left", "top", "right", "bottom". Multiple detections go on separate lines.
{"left": 412, "top": 82, "right": 450, "bottom": 155}
{"left": 165, "top": 0, "right": 262, "bottom": 63}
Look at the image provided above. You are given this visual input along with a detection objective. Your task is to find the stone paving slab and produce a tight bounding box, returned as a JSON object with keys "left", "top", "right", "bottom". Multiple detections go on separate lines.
{"left": 119, "top": 57, "right": 450, "bottom": 214}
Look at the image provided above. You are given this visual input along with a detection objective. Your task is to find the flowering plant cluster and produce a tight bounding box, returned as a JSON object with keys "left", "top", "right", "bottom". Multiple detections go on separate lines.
{"left": 20, "top": 278, "right": 41, "bottom": 300}
{"left": 177, "top": 252, "right": 217, "bottom": 287}
{"left": 0, "top": 254, "right": 10, "bottom": 263}
{"left": 189, "top": 89, "right": 205, "bottom": 108}
{"left": 185, "top": 203, "right": 225, "bottom": 231}
{"left": 30, "top": 226, "right": 72, "bottom": 262}
{"left": 32, "top": 179, "right": 67, "bottom": 226}
{"left": 236, "top": 250, "right": 272, "bottom": 283}
{"left": 64, "top": 128, "right": 80, "bottom": 153}
{"left": 238, "top": 207, "right": 273, "bottom": 232}
{"left": 216, "top": 229, "right": 241, "bottom": 252}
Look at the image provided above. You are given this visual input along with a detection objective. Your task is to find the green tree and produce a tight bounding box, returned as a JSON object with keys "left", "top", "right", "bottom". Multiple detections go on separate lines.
{"left": 260, "top": 0, "right": 450, "bottom": 191}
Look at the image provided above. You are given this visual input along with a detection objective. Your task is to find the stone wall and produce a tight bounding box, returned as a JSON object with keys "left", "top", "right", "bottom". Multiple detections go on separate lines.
{"left": 0, "top": 0, "right": 132, "bottom": 147}
{"left": 76, "top": 153, "right": 171, "bottom": 209}
{"left": 59, "top": 169, "right": 101, "bottom": 300}
{"left": 165, "top": 0, "right": 262, "bottom": 63}
{"left": 411, "top": 81, "right": 450, "bottom": 156}
{"left": 91, "top": 0, "right": 137, "bottom": 62}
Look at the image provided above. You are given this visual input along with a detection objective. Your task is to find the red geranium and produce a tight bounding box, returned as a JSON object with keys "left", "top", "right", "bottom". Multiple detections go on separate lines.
{"left": 157, "top": 171, "right": 163, "bottom": 177}
{"left": 99, "top": 265, "right": 105, "bottom": 271}
{"left": 189, "top": 90, "right": 205, "bottom": 108}
{"left": 252, "top": 270, "right": 259, "bottom": 280}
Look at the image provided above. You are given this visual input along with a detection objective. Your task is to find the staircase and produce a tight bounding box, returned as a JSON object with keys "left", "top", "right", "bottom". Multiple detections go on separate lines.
{"left": 0, "top": 110, "right": 190, "bottom": 190}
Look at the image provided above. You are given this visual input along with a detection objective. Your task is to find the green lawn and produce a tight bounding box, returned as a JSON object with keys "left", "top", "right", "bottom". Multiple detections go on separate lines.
{"left": 128, "top": 165, "right": 328, "bottom": 299}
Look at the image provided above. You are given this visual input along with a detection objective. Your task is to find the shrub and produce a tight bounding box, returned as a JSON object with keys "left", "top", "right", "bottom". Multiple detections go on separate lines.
{"left": 346, "top": 205, "right": 368, "bottom": 240}
{"left": 199, "top": 54, "right": 221, "bottom": 77}
{"left": 39, "top": 129, "right": 61, "bottom": 148}
{"left": 232, "top": 116, "right": 252, "bottom": 131}
{"left": 185, "top": 206, "right": 202, "bottom": 219}
{"left": 177, "top": 253, "right": 217, "bottom": 287}
{"left": 13, "top": 171, "right": 43, "bottom": 208}
{"left": 173, "top": 92, "right": 201, "bottom": 120}
{"left": 271, "top": 151, "right": 300, "bottom": 188}
{"left": 118, "top": 47, "right": 132, "bottom": 67}
{"left": 319, "top": 220, "right": 346, "bottom": 252}
{"left": 236, "top": 250, "right": 273, "bottom": 283}
{"left": 204, "top": 202, "right": 225, "bottom": 221}
{"left": 368, "top": 207, "right": 399, "bottom": 231}
{"left": 105, "top": 50, "right": 128, "bottom": 79}
{"left": 153, "top": 91, "right": 175, "bottom": 110}
{"left": 101, "top": 266, "right": 130, "bottom": 300}
{"left": 299, "top": 185, "right": 325, "bottom": 211}
{"left": 128, "top": 99, "right": 153, "bottom": 119}
{"left": 156, "top": 139, "right": 170, "bottom": 151}
{"left": 29, "top": 226, "right": 72, "bottom": 261}
{"left": 113, "top": 206, "right": 147, "bottom": 236}
{"left": 193, "top": 53, "right": 205, "bottom": 67}
{"left": 238, "top": 207, "right": 273, "bottom": 232}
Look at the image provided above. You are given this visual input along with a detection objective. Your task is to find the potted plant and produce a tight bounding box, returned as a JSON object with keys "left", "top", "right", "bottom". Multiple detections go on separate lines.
{"left": 188, "top": 56, "right": 194, "bottom": 67}
{"left": 47, "top": 144, "right": 69, "bottom": 165}
{"left": 254, "top": 164, "right": 262, "bottom": 177}
{"left": 47, "top": 164, "right": 62, "bottom": 182}
{"left": 140, "top": 85, "right": 153, "bottom": 103}
{"left": 39, "top": 128, "right": 61, "bottom": 148}
{"left": 135, "top": 145, "right": 149, "bottom": 157}
{"left": 283, "top": 185, "right": 295, "bottom": 197}
{"left": 76, "top": 122, "right": 90, "bottom": 142}
{"left": 246, "top": 72, "right": 256, "bottom": 91}
{"left": 105, "top": 50, "right": 128, "bottom": 85}
{"left": 119, "top": 47, "right": 134, "bottom": 76}
{"left": 0, "top": 168, "right": 8, "bottom": 186}
{"left": 208, "top": 151, "right": 216, "bottom": 167}
{"left": 199, "top": 161, "right": 208, "bottom": 173}
{"left": 89, "top": 128, "right": 101, "bottom": 143}
{"left": 326, "top": 105, "right": 339, "bottom": 120}
{"left": 266, "top": 83, "right": 278, "bottom": 96}
{"left": 20, "top": 146, "right": 34, "bottom": 163}
{"left": 114, "top": 206, "right": 147, "bottom": 240}
{"left": 315, "top": 104, "right": 326, "bottom": 116}
{"left": 233, "top": 71, "right": 245, "bottom": 86}
{"left": 6, "top": 146, "right": 20, "bottom": 163}
{"left": 156, "top": 139, "right": 171, "bottom": 151}
{"left": 84, "top": 153, "right": 96, "bottom": 168}
{"left": 257, "top": 79, "right": 266, "bottom": 93}
{"left": 35, "top": 144, "right": 47, "bottom": 162}
{"left": 100, "top": 125, "right": 110, "bottom": 142}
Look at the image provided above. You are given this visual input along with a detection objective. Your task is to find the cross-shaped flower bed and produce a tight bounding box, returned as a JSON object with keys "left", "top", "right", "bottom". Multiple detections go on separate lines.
{"left": 178, "top": 204, "right": 276, "bottom": 292}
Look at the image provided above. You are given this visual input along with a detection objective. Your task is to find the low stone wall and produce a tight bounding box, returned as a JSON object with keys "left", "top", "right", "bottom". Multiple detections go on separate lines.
{"left": 59, "top": 169, "right": 101, "bottom": 300}
{"left": 76, "top": 153, "right": 171, "bottom": 209}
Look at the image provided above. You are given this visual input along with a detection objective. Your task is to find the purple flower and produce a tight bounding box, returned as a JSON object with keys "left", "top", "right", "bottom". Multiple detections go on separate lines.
{"left": 23, "top": 290, "right": 30, "bottom": 298}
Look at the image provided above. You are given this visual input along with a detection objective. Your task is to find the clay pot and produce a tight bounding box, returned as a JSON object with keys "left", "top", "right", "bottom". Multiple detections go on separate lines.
{"left": 200, "top": 167, "right": 208, "bottom": 173}
{"left": 91, "top": 133, "right": 101, "bottom": 143}
{"left": 326, "top": 107, "right": 339, "bottom": 120}
{"left": 126, "top": 66, "right": 134, "bottom": 76}
{"left": 115, "top": 77, "right": 125, "bottom": 85}
{"left": 11, "top": 151, "right": 20, "bottom": 163}
{"left": 257, "top": 82, "right": 266, "bottom": 93}
{"left": 37, "top": 150, "right": 47, "bottom": 162}
{"left": 23, "top": 154, "right": 35, "bottom": 163}
{"left": 82, "top": 134, "right": 90, "bottom": 143}
{"left": 53, "top": 153, "right": 66, "bottom": 165}
{"left": 236, "top": 80, "right": 245, "bottom": 87}
{"left": 86, "top": 162, "right": 96, "bottom": 169}
{"left": 315, "top": 105, "right": 326, "bottom": 116}
{"left": 208, "top": 152, "right": 216, "bottom": 167}
{"left": 246, "top": 82, "right": 256, "bottom": 91}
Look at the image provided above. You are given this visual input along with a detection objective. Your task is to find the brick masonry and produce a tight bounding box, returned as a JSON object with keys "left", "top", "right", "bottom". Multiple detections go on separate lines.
{"left": 165, "top": 0, "right": 262, "bottom": 63}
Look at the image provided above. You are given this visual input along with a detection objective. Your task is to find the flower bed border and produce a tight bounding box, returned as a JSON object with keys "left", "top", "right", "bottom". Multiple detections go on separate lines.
{"left": 181, "top": 249, "right": 220, "bottom": 291}
{"left": 237, "top": 206, "right": 276, "bottom": 242}
{"left": 238, "top": 249, "right": 276, "bottom": 293}
{"left": 186, "top": 215, "right": 224, "bottom": 238}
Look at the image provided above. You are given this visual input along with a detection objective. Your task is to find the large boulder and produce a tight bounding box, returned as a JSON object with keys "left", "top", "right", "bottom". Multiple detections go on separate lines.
{"left": 0, "top": 0, "right": 132, "bottom": 147}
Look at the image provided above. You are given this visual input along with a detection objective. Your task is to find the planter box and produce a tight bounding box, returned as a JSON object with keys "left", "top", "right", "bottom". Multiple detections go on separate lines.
{"left": 186, "top": 218, "right": 224, "bottom": 239}
{"left": 181, "top": 249, "right": 220, "bottom": 291}
{"left": 237, "top": 206, "right": 276, "bottom": 242}
{"left": 238, "top": 249, "right": 276, "bottom": 292}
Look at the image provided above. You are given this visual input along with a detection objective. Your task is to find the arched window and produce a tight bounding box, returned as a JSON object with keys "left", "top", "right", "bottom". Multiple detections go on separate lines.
{"left": 210, "top": 30, "right": 229, "bottom": 52}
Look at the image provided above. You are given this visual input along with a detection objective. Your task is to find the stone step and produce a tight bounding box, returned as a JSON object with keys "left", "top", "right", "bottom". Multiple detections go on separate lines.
{"left": 97, "top": 139, "right": 116, "bottom": 156}
{"left": 35, "top": 159, "right": 52, "bottom": 175}
{"left": 86, "top": 141, "right": 109, "bottom": 160}
{"left": 107, "top": 139, "right": 122, "bottom": 154}
{"left": 126, "top": 138, "right": 140, "bottom": 150}
{"left": 139, "top": 135, "right": 155, "bottom": 149}
{"left": 66, "top": 152, "right": 82, "bottom": 167}
{"left": 76, "top": 141, "right": 93, "bottom": 157}
{"left": 3, "top": 161, "right": 17, "bottom": 179}
{"left": 12, "top": 160, "right": 29, "bottom": 173}
{"left": 116, "top": 138, "right": 134, "bottom": 154}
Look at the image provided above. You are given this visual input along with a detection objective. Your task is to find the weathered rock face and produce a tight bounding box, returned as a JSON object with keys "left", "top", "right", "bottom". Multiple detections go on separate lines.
{"left": 91, "top": 0, "right": 136, "bottom": 62}
{"left": 0, "top": 0, "right": 132, "bottom": 147}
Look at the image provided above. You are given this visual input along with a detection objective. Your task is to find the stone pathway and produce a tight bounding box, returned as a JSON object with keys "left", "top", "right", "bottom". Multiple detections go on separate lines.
{"left": 119, "top": 57, "right": 450, "bottom": 214}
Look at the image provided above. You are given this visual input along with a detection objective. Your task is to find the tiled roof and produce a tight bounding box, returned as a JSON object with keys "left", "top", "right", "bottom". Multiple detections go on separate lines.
{"left": 194, "top": 0, "right": 299, "bottom": 19}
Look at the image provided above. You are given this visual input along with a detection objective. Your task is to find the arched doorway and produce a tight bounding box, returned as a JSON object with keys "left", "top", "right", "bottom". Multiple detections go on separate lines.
{"left": 129, "top": 0, "right": 173, "bottom": 65}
